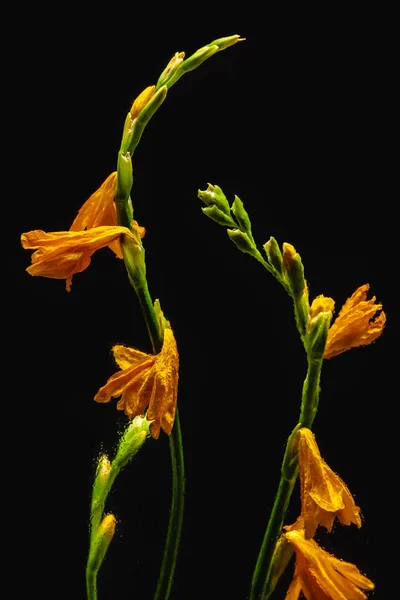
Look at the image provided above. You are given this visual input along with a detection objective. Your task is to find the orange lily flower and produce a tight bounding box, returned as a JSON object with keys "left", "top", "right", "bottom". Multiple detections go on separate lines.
{"left": 69, "top": 171, "right": 123, "bottom": 258}
{"left": 94, "top": 328, "right": 179, "bottom": 439}
{"left": 298, "top": 428, "right": 361, "bottom": 539}
{"left": 284, "top": 526, "right": 374, "bottom": 600}
{"left": 324, "top": 284, "right": 386, "bottom": 359}
{"left": 21, "top": 225, "right": 138, "bottom": 291}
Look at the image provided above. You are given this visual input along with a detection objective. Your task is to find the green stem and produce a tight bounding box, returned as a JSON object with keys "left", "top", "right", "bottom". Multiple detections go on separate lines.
{"left": 132, "top": 282, "right": 185, "bottom": 600}
{"left": 249, "top": 353, "right": 324, "bottom": 600}
{"left": 86, "top": 570, "right": 97, "bottom": 600}
{"left": 154, "top": 408, "right": 185, "bottom": 600}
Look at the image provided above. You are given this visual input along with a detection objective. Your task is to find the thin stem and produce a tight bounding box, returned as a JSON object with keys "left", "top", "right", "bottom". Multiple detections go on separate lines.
{"left": 249, "top": 353, "right": 324, "bottom": 600}
{"left": 86, "top": 570, "right": 97, "bottom": 600}
{"left": 154, "top": 408, "right": 185, "bottom": 600}
{"left": 133, "top": 282, "right": 185, "bottom": 600}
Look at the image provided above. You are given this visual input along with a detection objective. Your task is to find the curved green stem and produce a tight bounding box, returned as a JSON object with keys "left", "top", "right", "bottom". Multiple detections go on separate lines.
{"left": 249, "top": 353, "right": 324, "bottom": 600}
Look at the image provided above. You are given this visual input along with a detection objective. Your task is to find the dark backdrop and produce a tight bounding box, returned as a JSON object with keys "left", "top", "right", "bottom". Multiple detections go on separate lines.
{"left": 11, "top": 9, "right": 395, "bottom": 600}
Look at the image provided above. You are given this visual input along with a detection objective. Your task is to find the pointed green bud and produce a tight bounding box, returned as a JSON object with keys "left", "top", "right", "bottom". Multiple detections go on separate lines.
{"left": 231, "top": 195, "right": 252, "bottom": 233}
{"left": 125, "top": 85, "right": 168, "bottom": 156}
{"left": 264, "top": 535, "right": 294, "bottom": 598}
{"left": 87, "top": 513, "right": 116, "bottom": 574}
{"left": 201, "top": 205, "right": 236, "bottom": 227}
{"left": 157, "top": 51, "right": 185, "bottom": 88}
{"left": 282, "top": 243, "right": 305, "bottom": 296}
{"left": 92, "top": 454, "right": 112, "bottom": 508}
{"left": 264, "top": 237, "right": 283, "bottom": 274}
{"left": 166, "top": 45, "right": 219, "bottom": 88}
{"left": 227, "top": 228, "right": 255, "bottom": 256}
{"left": 198, "top": 183, "right": 231, "bottom": 215}
{"left": 121, "top": 231, "right": 147, "bottom": 289}
{"left": 113, "top": 415, "right": 150, "bottom": 472}
{"left": 307, "top": 310, "right": 333, "bottom": 358}
{"left": 208, "top": 34, "right": 245, "bottom": 51}
{"left": 115, "top": 152, "right": 133, "bottom": 227}
{"left": 154, "top": 299, "right": 170, "bottom": 338}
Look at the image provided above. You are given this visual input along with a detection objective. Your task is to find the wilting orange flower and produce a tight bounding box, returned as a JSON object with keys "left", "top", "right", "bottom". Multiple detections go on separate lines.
{"left": 284, "top": 526, "right": 374, "bottom": 600}
{"left": 94, "top": 328, "right": 179, "bottom": 439}
{"left": 298, "top": 428, "right": 361, "bottom": 539}
{"left": 21, "top": 225, "right": 138, "bottom": 291}
{"left": 69, "top": 171, "right": 123, "bottom": 258}
{"left": 324, "top": 284, "right": 386, "bottom": 359}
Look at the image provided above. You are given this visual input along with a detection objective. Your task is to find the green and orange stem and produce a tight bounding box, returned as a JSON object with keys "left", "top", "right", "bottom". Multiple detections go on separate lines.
{"left": 249, "top": 352, "right": 324, "bottom": 600}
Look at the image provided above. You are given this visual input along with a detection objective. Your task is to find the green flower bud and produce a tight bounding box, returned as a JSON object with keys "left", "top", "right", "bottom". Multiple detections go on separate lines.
{"left": 307, "top": 310, "right": 333, "bottom": 358}
{"left": 227, "top": 228, "right": 255, "bottom": 255}
{"left": 157, "top": 51, "right": 185, "bottom": 88}
{"left": 231, "top": 195, "right": 252, "bottom": 233}
{"left": 113, "top": 415, "right": 151, "bottom": 471}
{"left": 198, "top": 183, "right": 231, "bottom": 215}
{"left": 208, "top": 34, "right": 245, "bottom": 51}
{"left": 264, "top": 237, "right": 283, "bottom": 274}
{"left": 87, "top": 513, "right": 116, "bottom": 575}
{"left": 201, "top": 205, "right": 236, "bottom": 227}
{"left": 125, "top": 86, "right": 168, "bottom": 156}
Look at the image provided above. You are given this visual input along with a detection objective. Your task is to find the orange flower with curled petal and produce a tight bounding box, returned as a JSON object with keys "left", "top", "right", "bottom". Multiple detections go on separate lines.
{"left": 21, "top": 225, "right": 138, "bottom": 291}
{"left": 94, "top": 328, "right": 179, "bottom": 439}
{"left": 298, "top": 428, "right": 361, "bottom": 539}
{"left": 284, "top": 526, "right": 374, "bottom": 600}
{"left": 69, "top": 172, "right": 123, "bottom": 258}
{"left": 324, "top": 284, "right": 386, "bottom": 359}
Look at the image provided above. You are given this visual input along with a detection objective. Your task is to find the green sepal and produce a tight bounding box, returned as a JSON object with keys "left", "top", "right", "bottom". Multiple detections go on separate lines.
{"left": 198, "top": 183, "right": 231, "bottom": 215}
{"left": 124, "top": 85, "right": 168, "bottom": 156}
{"left": 264, "top": 237, "right": 283, "bottom": 274}
{"left": 306, "top": 311, "right": 333, "bottom": 358}
{"left": 231, "top": 195, "right": 252, "bottom": 233}
{"left": 201, "top": 205, "right": 236, "bottom": 227}
{"left": 227, "top": 228, "right": 255, "bottom": 255}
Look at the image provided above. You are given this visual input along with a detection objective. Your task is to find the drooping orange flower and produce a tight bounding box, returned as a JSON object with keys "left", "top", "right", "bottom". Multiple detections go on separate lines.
{"left": 69, "top": 171, "right": 123, "bottom": 258}
{"left": 298, "top": 428, "right": 361, "bottom": 539}
{"left": 284, "top": 526, "right": 374, "bottom": 600}
{"left": 324, "top": 284, "right": 386, "bottom": 359}
{"left": 94, "top": 328, "right": 179, "bottom": 439}
{"left": 21, "top": 225, "right": 138, "bottom": 291}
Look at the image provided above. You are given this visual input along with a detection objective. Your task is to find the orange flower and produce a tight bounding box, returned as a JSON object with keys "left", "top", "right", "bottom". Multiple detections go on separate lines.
{"left": 298, "top": 428, "right": 361, "bottom": 539}
{"left": 284, "top": 527, "right": 374, "bottom": 600}
{"left": 324, "top": 284, "right": 386, "bottom": 359}
{"left": 21, "top": 225, "right": 138, "bottom": 291}
{"left": 69, "top": 172, "right": 123, "bottom": 258}
{"left": 94, "top": 328, "right": 179, "bottom": 439}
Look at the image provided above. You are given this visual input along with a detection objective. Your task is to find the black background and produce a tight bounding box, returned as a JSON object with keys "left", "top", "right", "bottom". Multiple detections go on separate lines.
{"left": 10, "top": 8, "right": 395, "bottom": 600}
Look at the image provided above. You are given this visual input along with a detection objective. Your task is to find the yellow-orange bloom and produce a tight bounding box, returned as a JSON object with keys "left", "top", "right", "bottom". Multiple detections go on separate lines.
{"left": 130, "top": 85, "right": 156, "bottom": 120}
{"left": 285, "top": 527, "right": 374, "bottom": 600}
{"left": 21, "top": 225, "right": 137, "bottom": 291}
{"left": 298, "top": 428, "right": 361, "bottom": 539}
{"left": 70, "top": 172, "right": 123, "bottom": 258}
{"left": 324, "top": 284, "right": 385, "bottom": 359}
{"left": 94, "top": 328, "right": 179, "bottom": 439}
